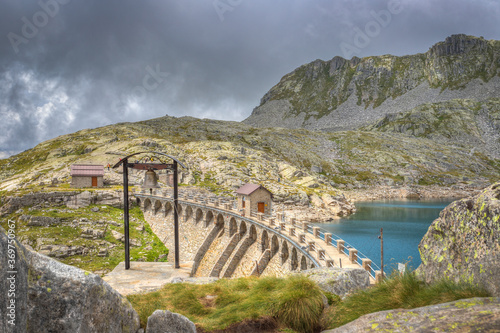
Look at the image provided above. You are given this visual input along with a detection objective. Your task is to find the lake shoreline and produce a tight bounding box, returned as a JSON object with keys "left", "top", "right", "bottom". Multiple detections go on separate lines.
{"left": 344, "top": 184, "right": 485, "bottom": 202}
{"left": 313, "top": 199, "right": 454, "bottom": 270}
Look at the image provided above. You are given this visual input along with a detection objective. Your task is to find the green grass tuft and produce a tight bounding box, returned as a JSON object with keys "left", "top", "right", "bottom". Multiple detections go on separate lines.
{"left": 127, "top": 275, "right": 326, "bottom": 332}
{"left": 322, "top": 271, "right": 490, "bottom": 330}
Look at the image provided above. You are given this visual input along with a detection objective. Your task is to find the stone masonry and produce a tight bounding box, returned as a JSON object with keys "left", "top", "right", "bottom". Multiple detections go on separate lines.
{"left": 136, "top": 193, "right": 318, "bottom": 279}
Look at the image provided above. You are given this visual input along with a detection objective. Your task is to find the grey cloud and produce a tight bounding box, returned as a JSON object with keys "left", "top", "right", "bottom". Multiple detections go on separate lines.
{"left": 0, "top": 0, "right": 499, "bottom": 156}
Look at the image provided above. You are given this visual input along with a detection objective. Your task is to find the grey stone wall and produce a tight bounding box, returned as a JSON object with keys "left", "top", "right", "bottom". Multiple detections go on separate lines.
{"left": 139, "top": 196, "right": 316, "bottom": 279}
{"left": 71, "top": 176, "right": 103, "bottom": 188}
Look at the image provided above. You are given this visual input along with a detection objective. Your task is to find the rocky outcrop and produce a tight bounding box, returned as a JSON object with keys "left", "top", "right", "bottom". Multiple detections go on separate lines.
{"left": 0, "top": 191, "right": 79, "bottom": 216}
{"left": 322, "top": 297, "right": 500, "bottom": 333}
{"left": 0, "top": 190, "right": 123, "bottom": 216}
{"left": 0, "top": 226, "right": 140, "bottom": 333}
{"left": 364, "top": 98, "right": 500, "bottom": 158}
{"left": 145, "top": 310, "right": 196, "bottom": 333}
{"left": 417, "top": 182, "right": 500, "bottom": 296}
{"left": 295, "top": 267, "right": 370, "bottom": 297}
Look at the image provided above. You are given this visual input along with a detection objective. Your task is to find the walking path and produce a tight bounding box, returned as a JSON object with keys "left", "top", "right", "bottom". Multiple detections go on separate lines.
{"left": 103, "top": 261, "right": 211, "bottom": 296}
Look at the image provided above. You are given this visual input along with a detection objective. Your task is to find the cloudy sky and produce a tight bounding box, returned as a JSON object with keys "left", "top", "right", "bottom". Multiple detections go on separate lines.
{"left": 1, "top": 0, "right": 499, "bottom": 158}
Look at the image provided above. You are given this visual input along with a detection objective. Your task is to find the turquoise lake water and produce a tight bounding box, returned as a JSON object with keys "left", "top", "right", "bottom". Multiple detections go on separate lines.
{"left": 313, "top": 200, "right": 452, "bottom": 273}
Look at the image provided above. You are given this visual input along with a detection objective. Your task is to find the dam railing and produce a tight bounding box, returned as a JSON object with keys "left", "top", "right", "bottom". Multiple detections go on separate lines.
{"left": 135, "top": 189, "right": 381, "bottom": 281}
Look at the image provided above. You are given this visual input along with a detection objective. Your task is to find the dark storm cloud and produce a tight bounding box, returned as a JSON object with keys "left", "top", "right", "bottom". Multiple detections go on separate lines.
{"left": 0, "top": 0, "right": 499, "bottom": 157}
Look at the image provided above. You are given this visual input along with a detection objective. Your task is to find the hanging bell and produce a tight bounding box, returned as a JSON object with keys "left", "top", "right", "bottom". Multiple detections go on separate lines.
{"left": 142, "top": 169, "right": 160, "bottom": 189}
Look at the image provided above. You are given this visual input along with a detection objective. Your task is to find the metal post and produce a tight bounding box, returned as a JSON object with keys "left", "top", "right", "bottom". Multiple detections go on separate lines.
{"left": 380, "top": 228, "right": 384, "bottom": 279}
{"left": 173, "top": 161, "right": 180, "bottom": 269}
{"left": 123, "top": 159, "right": 130, "bottom": 270}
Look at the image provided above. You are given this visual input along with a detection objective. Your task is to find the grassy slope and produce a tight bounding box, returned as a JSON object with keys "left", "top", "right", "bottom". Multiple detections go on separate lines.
{"left": 0, "top": 116, "right": 499, "bottom": 196}
{"left": 127, "top": 272, "right": 489, "bottom": 332}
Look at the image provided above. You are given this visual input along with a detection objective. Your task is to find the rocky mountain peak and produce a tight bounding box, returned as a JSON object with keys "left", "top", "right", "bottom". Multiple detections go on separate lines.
{"left": 428, "top": 34, "right": 489, "bottom": 57}
{"left": 244, "top": 34, "right": 500, "bottom": 140}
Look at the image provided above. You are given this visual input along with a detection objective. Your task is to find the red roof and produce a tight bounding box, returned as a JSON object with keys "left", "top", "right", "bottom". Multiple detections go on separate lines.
{"left": 71, "top": 164, "right": 104, "bottom": 177}
{"left": 235, "top": 183, "right": 272, "bottom": 196}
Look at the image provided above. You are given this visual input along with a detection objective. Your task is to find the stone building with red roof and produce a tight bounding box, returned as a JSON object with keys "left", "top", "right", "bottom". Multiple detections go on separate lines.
{"left": 70, "top": 164, "right": 104, "bottom": 188}
{"left": 235, "top": 183, "right": 273, "bottom": 216}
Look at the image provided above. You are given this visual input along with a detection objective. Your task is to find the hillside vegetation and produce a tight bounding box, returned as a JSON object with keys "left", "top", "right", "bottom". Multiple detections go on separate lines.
{"left": 0, "top": 116, "right": 498, "bottom": 201}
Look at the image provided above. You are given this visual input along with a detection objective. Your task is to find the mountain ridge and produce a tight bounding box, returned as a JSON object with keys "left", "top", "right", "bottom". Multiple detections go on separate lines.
{"left": 243, "top": 34, "right": 500, "bottom": 135}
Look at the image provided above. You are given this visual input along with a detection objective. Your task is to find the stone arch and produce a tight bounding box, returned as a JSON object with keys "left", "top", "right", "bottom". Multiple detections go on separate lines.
{"left": 216, "top": 213, "right": 224, "bottom": 227}
{"left": 164, "top": 202, "right": 172, "bottom": 217}
{"left": 271, "top": 235, "right": 279, "bottom": 257}
{"left": 249, "top": 225, "right": 257, "bottom": 241}
{"left": 291, "top": 248, "right": 298, "bottom": 271}
{"left": 310, "top": 263, "right": 315, "bottom": 269}
{"left": 136, "top": 197, "right": 141, "bottom": 206}
{"left": 205, "top": 211, "right": 214, "bottom": 227}
{"left": 143, "top": 198, "right": 151, "bottom": 212}
{"left": 195, "top": 208, "right": 203, "bottom": 224}
{"left": 185, "top": 206, "right": 193, "bottom": 222}
{"left": 229, "top": 217, "right": 237, "bottom": 237}
{"left": 281, "top": 241, "right": 289, "bottom": 265}
{"left": 261, "top": 230, "right": 269, "bottom": 252}
{"left": 300, "top": 256, "right": 307, "bottom": 270}
{"left": 177, "top": 204, "right": 183, "bottom": 216}
{"left": 153, "top": 200, "right": 162, "bottom": 215}
{"left": 239, "top": 221, "right": 247, "bottom": 237}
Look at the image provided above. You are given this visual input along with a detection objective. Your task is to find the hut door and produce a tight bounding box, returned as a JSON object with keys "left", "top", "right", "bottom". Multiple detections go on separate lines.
{"left": 258, "top": 202, "right": 265, "bottom": 213}
{"left": 91, "top": 177, "right": 98, "bottom": 187}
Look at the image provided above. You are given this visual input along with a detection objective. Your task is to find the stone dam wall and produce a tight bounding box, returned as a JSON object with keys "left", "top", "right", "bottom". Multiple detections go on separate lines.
{"left": 136, "top": 194, "right": 319, "bottom": 278}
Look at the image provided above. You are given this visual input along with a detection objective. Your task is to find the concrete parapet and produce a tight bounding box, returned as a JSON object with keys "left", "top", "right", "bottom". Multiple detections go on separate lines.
{"left": 375, "top": 270, "right": 384, "bottom": 284}
{"left": 349, "top": 248, "right": 358, "bottom": 264}
{"left": 308, "top": 241, "right": 316, "bottom": 252}
{"left": 269, "top": 217, "right": 275, "bottom": 227}
{"left": 325, "top": 233, "right": 332, "bottom": 245}
{"left": 280, "top": 222, "right": 286, "bottom": 231}
{"left": 257, "top": 213, "right": 264, "bottom": 222}
{"left": 362, "top": 258, "right": 372, "bottom": 272}
{"left": 326, "top": 259, "right": 334, "bottom": 267}
{"left": 276, "top": 212, "right": 283, "bottom": 221}
{"left": 302, "top": 222, "right": 309, "bottom": 232}
{"left": 313, "top": 227, "right": 320, "bottom": 239}
{"left": 289, "top": 227, "right": 296, "bottom": 237}
{"left": 290, "top": 217, "right": 296, "bottom": 226}
{"left": 337, "top": 240, "right": 345, "bottom": 254}
{"left": 318, "top": 249, "right": 325, "bottom": 260}
{"left": 299, "top": 234, "right": 306, "bottom": 243}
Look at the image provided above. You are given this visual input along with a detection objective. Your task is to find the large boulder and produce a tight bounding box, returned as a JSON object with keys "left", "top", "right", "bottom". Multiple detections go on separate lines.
{"left": 146, "top": 310, "right": 196, "bottom": 333}
{"left": 417, "top": 182, "right": 500, "bottom": 296}
{"left": 0, "top": 226, "right": 140, "bottom": 333}
{"left": 322, "top": 297, "right": 500, "bottom": 332}
{"left": 296, "top": 267, "right": 370, "bottom": 297}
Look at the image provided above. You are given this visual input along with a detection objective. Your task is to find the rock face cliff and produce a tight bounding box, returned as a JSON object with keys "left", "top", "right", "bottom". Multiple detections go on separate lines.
{"left": 244, "top": 35, "right": 500, "bottom": 136}
{"left": 417, "top": 182, "right": 500, "bottom": 296}
{"left": 0, "top": 226, "right": 141, "bottom": 333}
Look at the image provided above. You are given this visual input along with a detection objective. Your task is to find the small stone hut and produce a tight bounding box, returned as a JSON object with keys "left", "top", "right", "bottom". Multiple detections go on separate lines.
{"left": 235, "top": 183, "right": 273, "bottom": 216}
{"left": 70, "top": 164, "right": 104, "bottom": 188}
